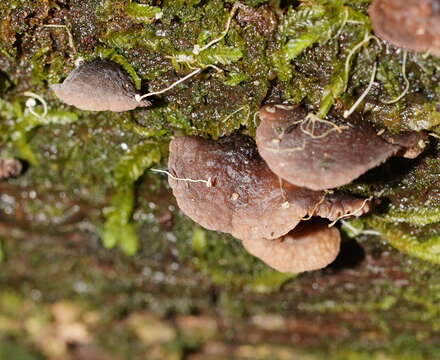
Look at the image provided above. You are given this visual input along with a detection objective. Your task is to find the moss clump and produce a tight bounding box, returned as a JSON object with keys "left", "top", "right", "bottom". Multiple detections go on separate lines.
{"left": 191, "top": 225, "right": 295, "bottom": 292}
{"left": 102, "top": 140, "right": 162, "bottom": 255}
{"left": 367, "top": 218, "right": 440, "bottom": 264}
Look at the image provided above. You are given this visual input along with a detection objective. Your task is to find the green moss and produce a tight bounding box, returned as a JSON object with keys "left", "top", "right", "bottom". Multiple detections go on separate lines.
{"left": 0, "top": 0, "right": 437, "bottom": 269}
{"left": 0, "top": 97, "right": 79, "bottom": 165}
{"left": 368, "top": 218, "right": 440, "bottom": 264}
{"left": 0, "top": 237, "right": 4, "bottom": 263}
{"left": 270, "top": 0, "right": 440, "bottom": 132}
{"left": 102, "top": 141, "right": 162, "bottom": 254}
{"left": 126, "top": 2, "right": 162, "bottom": 23}
{"left": 191, "top": 226, "right": 295, "bottom": 292}
{"left": 383, "top": 207, "right": 440, "bottom": 227}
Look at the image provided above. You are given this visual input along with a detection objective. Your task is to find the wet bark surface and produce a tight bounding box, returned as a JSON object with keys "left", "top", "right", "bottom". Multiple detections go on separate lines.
{"left": 1, "top": 0, "right": 440, "bottom": 359}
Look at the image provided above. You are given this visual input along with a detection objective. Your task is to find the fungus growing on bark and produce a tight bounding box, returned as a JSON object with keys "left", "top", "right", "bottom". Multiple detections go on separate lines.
{"left": 381, "top": 130, "right": 429, "bottom": 159}
{"left": 166, "top": 134, "right": 371, "bottom": 272}
{"left": 256, "top": 104, "right": 427, "bottom": 191}
{"left": 51, "top": 59, "right": 151, "bottom": 112}
{"left": 0, "top": 158, "right": 22, "bottom": 179}
{"left": 369, "top": 0, "right": 440, "bottom": 56}
{"left": 167, "top": 134, "right": 322, "bottom": 241}
{"left": 242, "top": 219, "right": 340, "bottom": 273}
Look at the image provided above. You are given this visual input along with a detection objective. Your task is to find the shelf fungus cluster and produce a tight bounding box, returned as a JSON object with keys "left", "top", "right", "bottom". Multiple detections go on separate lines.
{"left": 168, "top": 134, "right": 366, "bottom": 273}
{"left": 51, "top": 59, "right": 151, "bottom": 112}
{"left": 167, "top": 105, "right": 428, "bottom": 273}
{"left": 369, "top": 0, "right": 440, "bottom": 56}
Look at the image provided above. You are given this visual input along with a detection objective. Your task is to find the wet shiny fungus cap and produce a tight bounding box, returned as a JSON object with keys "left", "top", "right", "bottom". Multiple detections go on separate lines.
{"left": 51, "top": 59, "right": 151, "bottom": 112}
{"left": 369, "top": 0, "right": 440, "bottom": 56}
{"left": 242, "top": 220, "right": 341, "bottom": 273}
{"left": 256, "top": 104, "right": 401, "bottom": 191}
{"left": 167, "top": 134, "right": 326, "bottom": 242}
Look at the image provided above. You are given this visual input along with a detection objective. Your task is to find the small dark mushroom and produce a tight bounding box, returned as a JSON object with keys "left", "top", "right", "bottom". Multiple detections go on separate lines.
{"left": 369, "top": 0, "right": 440, "bottom": 56}
{"left": 242, "top": 219, "right": 340, "bottom": 273}
{"left": 256, "top": 104, "right": 426, "bottom": 191}
{"left": 0, "top": 158, "right": 22, "bottom": 179}
{"left": 51, "top": 59, "right": 151, "bottom": 112}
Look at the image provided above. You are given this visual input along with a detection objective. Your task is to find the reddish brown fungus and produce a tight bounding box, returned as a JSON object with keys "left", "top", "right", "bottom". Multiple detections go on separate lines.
{"left": 256, "top": 104, "right": 426, "bottom": 191}
{"left": 0, "top": 158, "right": 22, "bottom": 179}
{"left": 167, "top": 134, "right": 371, "bottom": 272}
{"left": 314, "top": 193, "right": 371, "bottom": 221}
{"left": 381, "top": 130, "right": 429, "bottom": 159}
{"left": 51, "top": 59, "right": 151, "bottom": 112}
{"left": 242, "top": 219, "right": 340, "bottom": 273}
{"left": 168, "top": 134, "right": 324, "bottom": 242}
{"left": 369, "top": 0, "right": 440, "bottom": 56}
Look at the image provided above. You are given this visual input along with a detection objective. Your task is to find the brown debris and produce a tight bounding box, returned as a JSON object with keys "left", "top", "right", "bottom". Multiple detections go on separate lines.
{"left": 236, "top": 3, "right": 278, "bottom": 38}
{"left": 0, "top": 158, "right": 22, "bottom": 179}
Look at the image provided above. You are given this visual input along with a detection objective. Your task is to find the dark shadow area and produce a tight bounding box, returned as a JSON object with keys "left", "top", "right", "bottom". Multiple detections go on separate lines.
{"left": 279, "top": 0, "right": 299, "bottom": 9}
{"left": 0, "top": 71, "right": 13, "bottom": 95}
{"left": 328, "top": 238, "right": 366, "bottom": 271}
{"left": 355, "top": 140, "right": 437, "bottom": 186}
{"left": 357, "top": 156, "right": 421, "bottom": 185}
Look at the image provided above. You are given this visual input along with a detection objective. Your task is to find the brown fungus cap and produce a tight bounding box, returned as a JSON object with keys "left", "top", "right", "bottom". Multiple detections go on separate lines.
{"left": 369, "top": 0, "right": 440, "bottom": 56}
{"left": 167, "top": 134, "right": 327, "bottom": 241}
{"left": 168, "top": 134, "right": 372, "bottom": 273}
{"left": 168, "top": 134, "right": 371, "bottom": 238}
{"left": 314, "top": 193, "right": 371, "bottom": 221}
{"left": 0, "top": 158, "right": 22, "bottom": 179}
{"left": 381, "top": 130, "right": 429, "bottom": 159}
{"left": 256, "top": 104, "right": 403, "bottom": 191}
{"left": 51, "top": 59, "right": 151, "bottom": 112}
{"left": 242, "top": 219, "right": 341, "bottom": 273}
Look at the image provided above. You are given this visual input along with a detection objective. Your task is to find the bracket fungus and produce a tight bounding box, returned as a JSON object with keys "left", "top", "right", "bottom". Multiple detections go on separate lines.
{"left": 51, "top": 59, "right": 151, "bottom": 112}
{"left": 242, "top": 220, "right": 340, "bottom": 273}
{"left": 369, "top": 0, "right": 440, "bottom": 56}
{"left": 0, "top": 158, "right": 22, "bottom": 179}
{"left": 256, "top": 104, "right": 427, "bottom": 191}
{"left": 167, "top": 134, "right": 371, "bottom": 273}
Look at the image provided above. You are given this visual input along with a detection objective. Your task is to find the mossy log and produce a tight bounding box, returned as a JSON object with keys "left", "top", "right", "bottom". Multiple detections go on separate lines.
{"left": 1, "top": 0, "right": 440, "bottom": 358}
